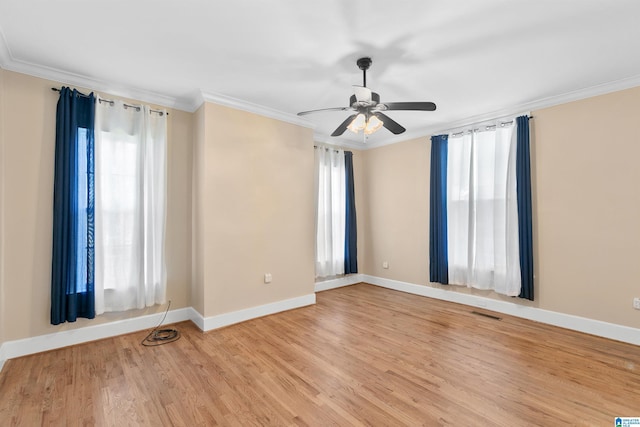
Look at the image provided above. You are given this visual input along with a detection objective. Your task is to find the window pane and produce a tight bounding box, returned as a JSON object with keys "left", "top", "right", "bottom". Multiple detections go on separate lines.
{"left": 75, "top": 128, "right": 89, "bottom": 293}
{"left": 97, "top": 131, "right": 141, "bottom": 290}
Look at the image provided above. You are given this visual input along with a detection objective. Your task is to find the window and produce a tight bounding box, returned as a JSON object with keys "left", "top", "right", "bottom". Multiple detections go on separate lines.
{"left": 314, "top": 146, "right": 358, "bottom": 278}
{"left": 75, "top": 127, "right": 92, "bottom": 294}
{"left": 94, "top": 98, "right": 167, "bottom": 314}
{"left": 447, "top": 124, "right": 521, "bottom": 295}
{"left": 52, "top": 89, "right": 168, "bottom": 324}
{"left": 430, "top": 116, "right": 533, "bottom": 299}
{"left": 315, "top": 146, "right": 346, "bottom": 278}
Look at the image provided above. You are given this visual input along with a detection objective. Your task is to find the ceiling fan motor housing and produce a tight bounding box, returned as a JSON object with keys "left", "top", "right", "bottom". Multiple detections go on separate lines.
{"left": 357, "top": 57, "right": 372, "bottom": 71}
{"left": 350, "top": 92, "right": 380, "bottom": 108}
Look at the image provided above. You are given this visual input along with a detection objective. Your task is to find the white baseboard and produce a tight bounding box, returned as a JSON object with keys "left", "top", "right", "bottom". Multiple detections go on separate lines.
{"left": 197, "top": 293, "right": 316, "bottom": 332}
{"left": 314, "top": 274, "right": 364, "bottom": 292}
{"left": 0, "top": 293, "right": 317, "bottom": 372}
{"left": 0, "top": 307, "right": 195, "bottom": 371}
{"left": 361, "top": 275, "right": 640, "bottom": 346}
{"left": 0, "top": 345, "right": 6, "bottom": 372}
{"left": 3, "top": 276, "right": 635, "bottom": 373}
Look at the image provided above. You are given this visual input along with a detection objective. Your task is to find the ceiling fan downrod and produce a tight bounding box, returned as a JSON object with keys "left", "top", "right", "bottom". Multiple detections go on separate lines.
{"left": 357, "top": 57, "right": 372, "bottom": 87}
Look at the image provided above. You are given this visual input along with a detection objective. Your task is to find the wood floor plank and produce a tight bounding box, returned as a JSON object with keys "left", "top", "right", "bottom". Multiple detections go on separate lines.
{"left": 1, "top": 283, "right": 639, "bottom": 425}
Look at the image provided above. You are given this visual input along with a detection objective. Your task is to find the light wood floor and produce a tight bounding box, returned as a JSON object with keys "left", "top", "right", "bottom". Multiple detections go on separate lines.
{"left": 1, "top": 283, "right": 639, "bottom": 426}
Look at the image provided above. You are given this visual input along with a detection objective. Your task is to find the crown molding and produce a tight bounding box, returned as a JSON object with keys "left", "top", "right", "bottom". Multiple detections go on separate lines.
{"left": 2, "top": 21, "right": 640, "bottom": 140}
{"left": 0, "top": 27, "right": 194, "bottom": 112}
{"left": 436, "top": 74, "right": 640, "bottom": 138}
{"left": 4, "top": 57, "right": 195, "bottom": 112}
{"left": 0, "top": 26, "right": 11, "bottom": 68}
{"left": 318, "top": 73, "right": 640, "bottom": 150}
{"left": 0, "top": 25, "right": 313, "bottom": 125}
{"left": 199, "top": 90, "right": 315, "bottom": 129}
{"left": 521, "top": 73, "right": 640, "bottom": 116}
{"left": 422, "top": 74, "right": 640, "bottom": 138}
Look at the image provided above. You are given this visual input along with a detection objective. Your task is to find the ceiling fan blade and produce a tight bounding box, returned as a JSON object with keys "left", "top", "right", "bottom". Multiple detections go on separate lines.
{"left": 381, "top": 102, "right": 437, "bottom": 111}
{"left": 297, "top": 107, "right": 351, "bottom": 116}
{"left": 374, "top": 112, "right": 406, "bottom": 135}
{"left": 331, "top": 114, "right": 358, "bottom": 137}
{"left": 353, "top": 86, "right": 372, "bottom": 103}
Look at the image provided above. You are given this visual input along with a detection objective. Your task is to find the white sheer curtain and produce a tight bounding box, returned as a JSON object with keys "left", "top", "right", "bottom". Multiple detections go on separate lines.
{"left": 447, "top": 121, "right": 521, "bottom": 296}
{"left": 315, "top": 146, "right": 346, "bottom": 278}
{"left": 94, "top": 97, "right": 167, "bottom": 314}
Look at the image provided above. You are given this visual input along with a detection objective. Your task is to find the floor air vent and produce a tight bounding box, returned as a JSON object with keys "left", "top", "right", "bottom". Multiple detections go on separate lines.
{"left": 471, "top": 311, "right": 502, "bottom": 321}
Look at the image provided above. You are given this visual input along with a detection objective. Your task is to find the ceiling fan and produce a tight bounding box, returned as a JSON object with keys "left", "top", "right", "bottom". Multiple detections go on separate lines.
{"left": 297, "top": 57, "right": 436, "bottom": 137}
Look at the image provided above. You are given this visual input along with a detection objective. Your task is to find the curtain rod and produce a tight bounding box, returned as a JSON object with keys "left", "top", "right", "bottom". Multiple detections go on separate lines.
{"left": 451, "top": 120, "right": 513, "bottom": 137}
{"left": 51, "top": 87, "right": 168, "bottom": 116}
{"left": 450, "top": 116, "right": 532, "bottom": 138}
{"left": 314, "top": 145, "right": 341, "bottom": 153}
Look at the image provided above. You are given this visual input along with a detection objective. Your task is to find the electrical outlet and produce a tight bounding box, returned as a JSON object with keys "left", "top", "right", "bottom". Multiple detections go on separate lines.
{"left": 264, "top": 273, "right": 272, "bottom": 284}
{"left": 382, "top": 261, "right": 389, "bottom": 269}
{"left": 633, "top": 297, "right": 640, "bottom": 310}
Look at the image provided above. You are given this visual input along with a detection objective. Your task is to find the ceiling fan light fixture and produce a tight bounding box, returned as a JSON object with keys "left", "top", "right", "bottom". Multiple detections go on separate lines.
{"left": 347, "top": 113, "right": 367, "bottom": 133}
{"left": 364, "top": 115, "right": 383, "bottom": 135}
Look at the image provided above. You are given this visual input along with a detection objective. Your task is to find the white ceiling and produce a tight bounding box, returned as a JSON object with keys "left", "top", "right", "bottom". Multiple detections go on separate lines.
{"left": 2, "top": 0, "right": 640, "bottom": 148}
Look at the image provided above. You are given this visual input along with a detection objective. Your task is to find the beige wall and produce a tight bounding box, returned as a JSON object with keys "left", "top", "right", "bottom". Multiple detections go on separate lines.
{"left": 361, "top": 138, "right": 430, "bottom": 284}
{"left": 191, "top": 106, "right": 206, "bottom": 315}
{"left": 0, "top": 66, "right": 5, "bottom": 346}
{"left": 165, "top": 108, "right": 193, "bottom": 310}
{"left": 196, "top": 102, "right": 315, "bottom": 317}
{"left": 0, "top": 69, "right": 314, "bottom": 343}
{"left": 2, "top": 64, "right": 638, "bottom": 344}
{"left": 0, "top": 70, "right": 193, "bottom": 341}
{"left": 362, "top": 87, "right": 640, "bottom": 329}
{"left": 533, "top": 88, "right": 640, "bottom": 327}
